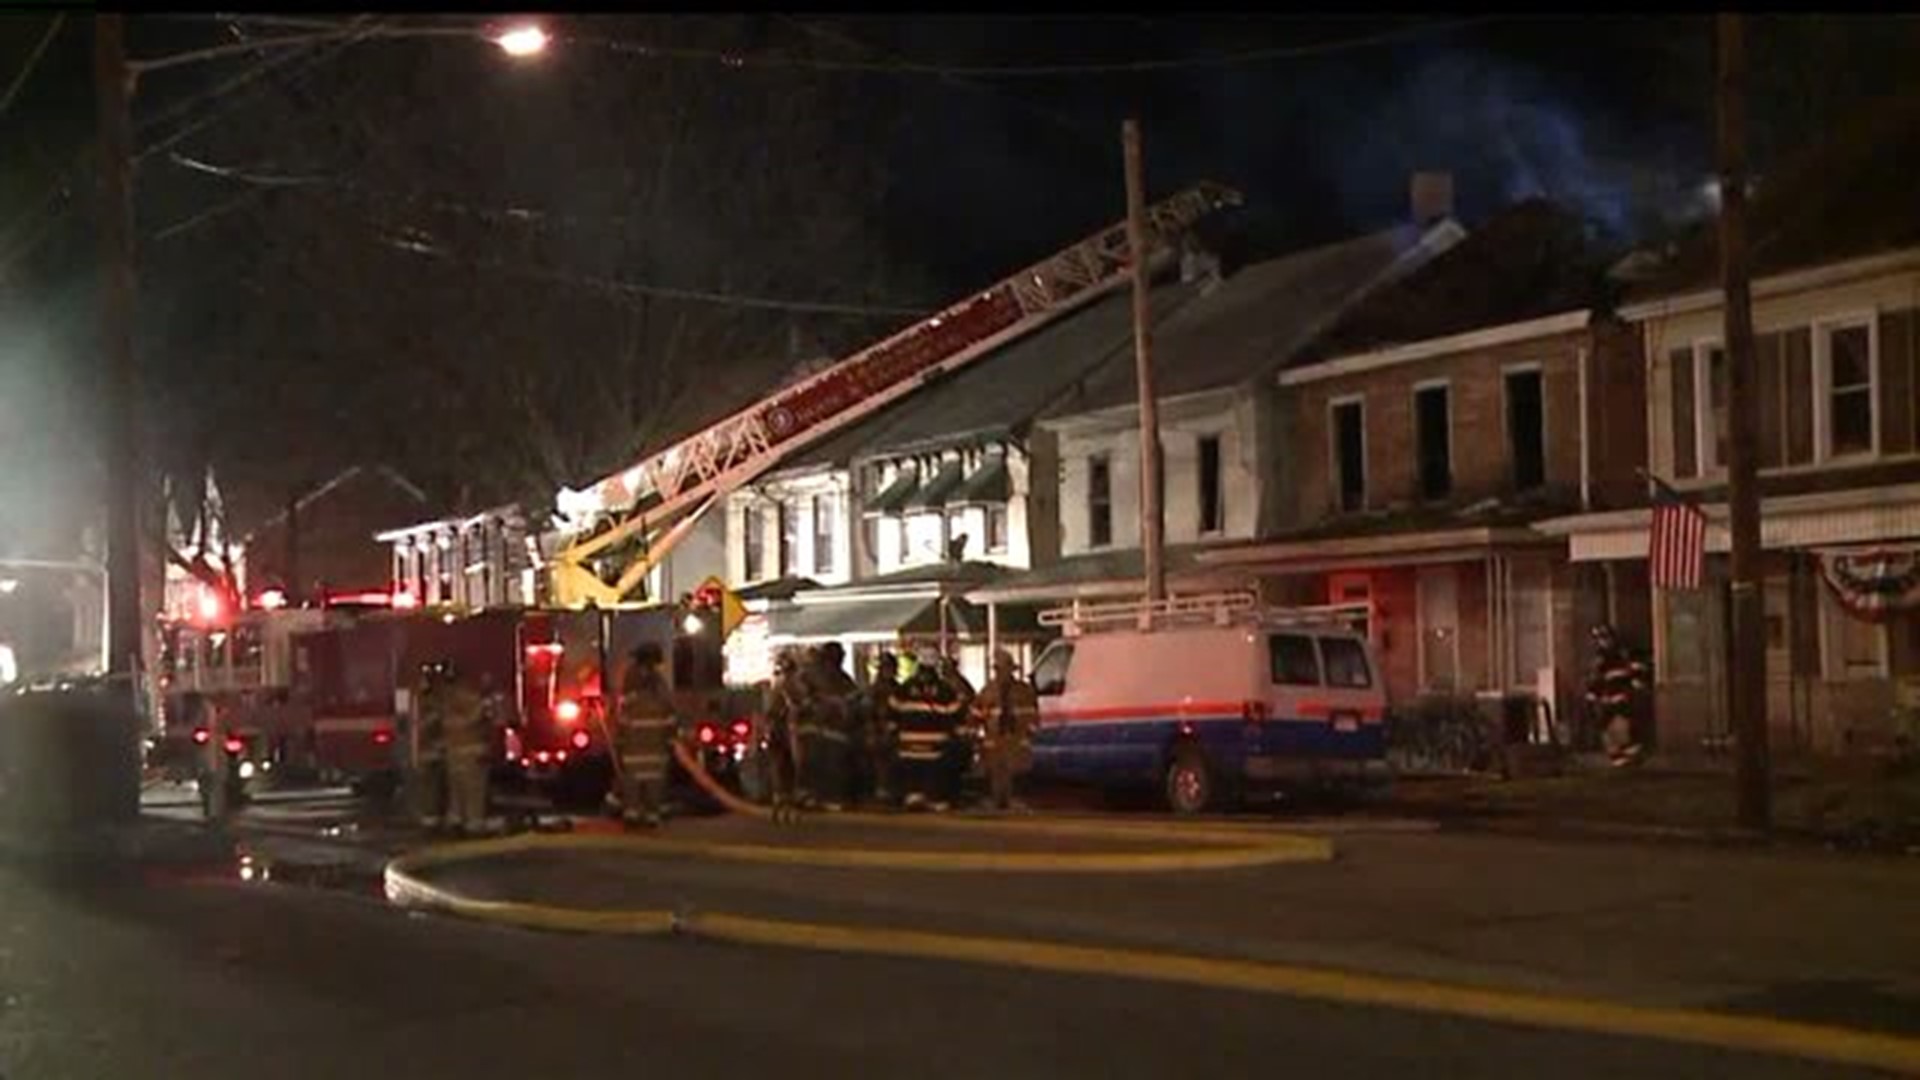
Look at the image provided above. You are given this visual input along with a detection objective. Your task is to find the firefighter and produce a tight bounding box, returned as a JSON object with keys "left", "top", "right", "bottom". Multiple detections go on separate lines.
{"left": 411, "top": 661, "right": 452, "bottom": 832}
{"left": 615, "top": 642, "right": 677, "bottom": 829}
{"left": 864, "top": 651, "right": 903, "bottom": 806}
{"left": 439, "top": 666, "right": 491, "bottom": 836}
{"left": 972, "top": 648, "right": 1040, "bottom": 811}
{"left": 894, "top": 652, "right": 967, "bottom": 810}
{"left": 760, "top": 649, "right": 806, "bottom": 822}
{"left": 805, "top": 642, "right": 859, "bottom": 810}
{"left": 1586, "top": 623, "right": 1652, "bottom": 767}
{"left": 192, "top": 693, "right": 232, "bottom": 824}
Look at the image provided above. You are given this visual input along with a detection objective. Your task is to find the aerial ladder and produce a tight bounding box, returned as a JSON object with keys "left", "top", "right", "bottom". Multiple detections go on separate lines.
{"left": 547, "top": 181, "right": 1243, "bottom": 608}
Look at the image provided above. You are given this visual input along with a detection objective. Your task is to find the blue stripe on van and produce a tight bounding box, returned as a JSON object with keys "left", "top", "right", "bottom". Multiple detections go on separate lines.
{"left": 1031, "top": 714, "right": 1385, "bottom": 786}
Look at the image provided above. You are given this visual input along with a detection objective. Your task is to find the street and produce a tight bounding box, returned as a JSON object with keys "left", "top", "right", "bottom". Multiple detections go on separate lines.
{"left": 0, "top": 845, "right": 1871, "bottom": 1080}
{"left": 3, "top": 783, "right": 1908, "bottom": 1077}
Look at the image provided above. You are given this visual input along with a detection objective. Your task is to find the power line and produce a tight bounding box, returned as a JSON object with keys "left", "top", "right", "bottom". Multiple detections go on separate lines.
{"left": 203, "top": 13, "right": 1514, "bottom": 79}
{"left": 0, "top": 13, "right": 65, "bottom": 127}
{"left": 374, "top": 231, "right": 932, "bottom": 317}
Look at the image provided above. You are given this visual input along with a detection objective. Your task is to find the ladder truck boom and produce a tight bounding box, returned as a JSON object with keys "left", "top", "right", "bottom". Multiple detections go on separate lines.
{"left": 550, "top": 181, "right": 1242, "bottom": 607}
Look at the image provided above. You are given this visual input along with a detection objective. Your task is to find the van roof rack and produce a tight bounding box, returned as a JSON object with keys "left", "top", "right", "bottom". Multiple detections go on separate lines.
{"left": 1039, "top": 593, "right": 1370, "bottom": 637}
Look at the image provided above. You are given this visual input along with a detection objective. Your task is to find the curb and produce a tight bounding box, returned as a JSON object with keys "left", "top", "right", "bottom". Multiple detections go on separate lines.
{"left": 382, "top": 851, "right": 1920, "bottom": 1076}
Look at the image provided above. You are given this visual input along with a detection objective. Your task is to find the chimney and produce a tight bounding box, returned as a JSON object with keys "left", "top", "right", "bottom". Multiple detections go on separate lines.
{"left": 1410, "top": 171, "right": 1454, "bottom": 227}
{"left": 1179, "top": 232, "right": 1223, "bottom": 290}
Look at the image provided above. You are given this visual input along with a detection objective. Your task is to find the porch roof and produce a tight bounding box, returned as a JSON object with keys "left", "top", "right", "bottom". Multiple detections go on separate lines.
{"left": 1194, "top": 526, "right": 1555, "bottom": 575}
{"left": 1536, "top": 482, "right": 1920, "bottom": 562}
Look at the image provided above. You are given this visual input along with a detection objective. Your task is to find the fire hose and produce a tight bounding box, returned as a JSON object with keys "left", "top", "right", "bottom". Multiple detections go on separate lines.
{"left": 591, "top": 703, "right": 770, "bottom": 819}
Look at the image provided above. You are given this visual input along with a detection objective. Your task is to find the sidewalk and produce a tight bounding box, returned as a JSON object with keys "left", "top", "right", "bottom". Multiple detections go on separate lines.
{"left": 404, "top": 813, "right": 1920, "bottom": 1036}
{"left": 1386, "top": 767, "right": 1920, "bottom": 852}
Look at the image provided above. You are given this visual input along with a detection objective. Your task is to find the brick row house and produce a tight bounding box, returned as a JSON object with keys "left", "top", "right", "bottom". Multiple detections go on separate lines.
{"left": 1194, "top": 200, "right": 1643, "bottom": 737}
{"left": 1544, "top": 93, "right": 1920, "bottom": 756}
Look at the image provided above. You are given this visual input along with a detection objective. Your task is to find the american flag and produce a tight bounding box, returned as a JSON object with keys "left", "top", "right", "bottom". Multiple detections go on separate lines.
{"left": 1648, "top": 474, "right": 1708, "bottom": 591}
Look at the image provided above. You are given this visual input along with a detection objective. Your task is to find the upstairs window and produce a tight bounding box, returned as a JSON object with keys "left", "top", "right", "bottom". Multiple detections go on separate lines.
{"left": 1414, "top": 382, "right": 1452, "bottom": 501}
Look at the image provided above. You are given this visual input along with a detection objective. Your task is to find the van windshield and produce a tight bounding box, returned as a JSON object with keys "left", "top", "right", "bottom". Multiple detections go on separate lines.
{"left": 1269, "top": 634, "right": 1321, "bottom": 686}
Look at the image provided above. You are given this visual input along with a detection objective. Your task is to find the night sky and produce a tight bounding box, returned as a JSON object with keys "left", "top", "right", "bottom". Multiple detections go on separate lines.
{"left": 0, "top": 13, "right": 1914, "bottom": 555}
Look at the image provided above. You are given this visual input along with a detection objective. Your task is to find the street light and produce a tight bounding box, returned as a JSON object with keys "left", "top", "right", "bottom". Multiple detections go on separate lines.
{"left": 493, "top": 23, "right": 549, "bottom": 58}
{"left": 0, "top": 579, "right": 18, "bottom": 595}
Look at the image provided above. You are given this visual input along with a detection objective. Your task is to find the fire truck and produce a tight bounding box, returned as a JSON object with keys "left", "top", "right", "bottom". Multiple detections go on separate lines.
{"left": 151, "top": 588, "right": 344, "bottom": 789}
{"left": 292, "top": 589, "right": 752, "bottom": 807}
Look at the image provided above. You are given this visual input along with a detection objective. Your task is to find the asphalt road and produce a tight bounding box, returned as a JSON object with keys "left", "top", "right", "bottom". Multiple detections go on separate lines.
{"left": 0, "top": 853, "right": 1878, "bottom": 1080}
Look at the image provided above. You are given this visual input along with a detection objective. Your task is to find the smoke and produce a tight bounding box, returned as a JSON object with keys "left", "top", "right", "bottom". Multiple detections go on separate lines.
{"left": 0, "top": 283, "right": 100, "bottom": 562}
{"left": 1306, "top": 48, "right": 1701, "bottom": 244}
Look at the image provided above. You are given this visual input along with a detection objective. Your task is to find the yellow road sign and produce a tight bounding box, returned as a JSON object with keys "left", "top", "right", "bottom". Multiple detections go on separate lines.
{"left": 695, "top": 575, "right": 747, "bottom": 641}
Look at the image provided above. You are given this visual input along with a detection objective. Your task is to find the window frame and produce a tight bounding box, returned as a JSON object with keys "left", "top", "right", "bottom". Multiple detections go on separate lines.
{"left": 1813, "top": 313, "right": 1880, "bottom": 463}
{"left": 1412, "top": 377, "right": 1453, "bottom": 502}
{"left": 1329, "top": 394, "right": 1368, "bottom": 513}
{"left": 1686, "top": 338, "right": 1728, "bottom": 477}
{"left": 1087, "top": 452, "right": 1114, "bottom": 549}
{"left": 1502, "top": 362, "right": 1548, "bottom": 493}
{"left": 1317, "top": 635, "right": 1374, "bottom": 689}
{"left": 985, "top": 503, "right": 1010, "bottom": 554}
{"left": 1196, "top": 432, "right": 1225, "bottom": 536}
{"left": 811, "top": 491, "right": 837, "bottom": 576}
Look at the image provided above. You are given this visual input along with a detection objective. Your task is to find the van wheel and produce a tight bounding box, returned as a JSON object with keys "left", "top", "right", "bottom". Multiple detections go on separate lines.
{"left": 1164, "top": 748, "right": 1213, "bottom": 815}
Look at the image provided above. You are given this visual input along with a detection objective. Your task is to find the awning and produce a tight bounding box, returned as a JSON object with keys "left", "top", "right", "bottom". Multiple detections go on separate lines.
{"left": 950, "top": 454, "right": 1011, "bottom": 504}
{"left": 867, "top": 470, "right": 921, "bottom": 515}
{"left": 1193, "top": 526, "right": 1556, "bottom": 575}
{"left": 905, "top": 460, "right": 966, "bottom": 511}
{"left": 764, "top": 594, "right": 986, "bottom": 643}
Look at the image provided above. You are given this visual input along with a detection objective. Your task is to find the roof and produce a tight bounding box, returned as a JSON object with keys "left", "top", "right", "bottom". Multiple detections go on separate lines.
{"left": 1041, "top": 221, "right": 1464, "bottom": 417}
{"left": 1295, "top": 200, "right": 1608, "bottom": 365}
{"left": 782, "top": 281, "right": 1205, "bottom": 472}
{"left": 1625, "top": 90, "right": 1920, "bottom": 302}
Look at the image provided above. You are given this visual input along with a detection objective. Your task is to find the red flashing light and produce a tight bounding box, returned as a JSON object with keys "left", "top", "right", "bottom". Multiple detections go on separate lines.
{"left": 191, "top": 727, "right": 211, "bottom": 745}
{"left": 222, "top": 736, "right": 245, "bottom": 755}
{"left": 391, "top": 590, "right": 420, "bottom": 610}
{"left": 697, "top": 724, "right": 717, "bottom": 746}
{"left": 372, "top": 729, "right": 394, "bottom": 746}
{"left": 556, "top": 750, "right": 569, "bottom": 763}
{"left": 554, "top": 699, "right": 583, "bottom": 723}
{"left": 525, "top": 642, "right": 564, "bottom": 661}
{"left": 570, "top": 729, "right": 591, "bottom": 750}
{"left": 730, "top": 719, "right": 751, "bottom": 740}
{"left": 535, "top": 750, "right": 552, "bottom": 764}
{"left": 256, "top": 588, "right": 288, "bottom": 611}
{"left": 195, "top": 589, "right": 225, "bottom": 624}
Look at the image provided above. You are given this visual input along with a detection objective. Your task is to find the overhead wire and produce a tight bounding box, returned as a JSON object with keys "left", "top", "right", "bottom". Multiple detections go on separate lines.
{"left": 0, "top": 13, "right": 65, "bottom": 127}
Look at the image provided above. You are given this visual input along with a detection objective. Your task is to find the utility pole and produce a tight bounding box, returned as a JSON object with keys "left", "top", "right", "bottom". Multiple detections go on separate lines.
{"left": 1123, "top": 118, "right": 1166, "bottom": 602}
{"left": 94, "top": 15, "right": 144, "bottom": 690}
{"left": 1718, "top": 12, "right": 1770, "bottom": 831}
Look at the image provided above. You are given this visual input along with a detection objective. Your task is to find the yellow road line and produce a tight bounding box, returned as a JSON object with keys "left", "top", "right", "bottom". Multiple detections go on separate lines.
{"left": 382, "top": 848, "right": 1920, "bottom": 1075}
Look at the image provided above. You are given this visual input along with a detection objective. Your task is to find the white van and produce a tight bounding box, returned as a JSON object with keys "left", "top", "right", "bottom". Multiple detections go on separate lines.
{"left": 1027, "top": 592, "right": 1389, "bottom": 814}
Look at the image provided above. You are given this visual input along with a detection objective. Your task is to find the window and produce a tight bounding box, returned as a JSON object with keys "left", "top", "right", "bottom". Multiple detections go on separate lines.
{"left": 1319, "top": 637, "right": 1373, "bottom": 689}
{"left": 1418, "top": 567, "right": 1460, "bottom": 691}
{"left": 1670, "top": 347, "right": 1698, "bottom": 479}
{"left": 1087, "top": 454, "right": 1113, "bottom": 548}
{"left": 811, "top": 493, "right": 837, "bottom": 576}
{"left": 1197, "top": 434, "right": 1224, "bottom": 534}
{"left": 986, "top": 504, "right": 1009, "bottom": 553}
{"left": 1824, "top": 591, "right": 1885, "bottom": 680}
{"left": 743, "top": 506, "right": 766, "bottom": 580}
{"left": 1702, "top": 345, "right": 1728, "bottom": 472}
{"left": 1269, "top": 634, "right": 1322, "bottom": 686}
{"left": 1414, "top": 382, "right": 1451, "bottom": 501}
{"left": 860, "top": 516, "right": 881, "bottom": 567}
{"left": 1331, "top": 398, "right": 1366, "bottom": 512}
{"left": 1505, "top": 368, "right": 1546, "bottom": 491}
{"left": 1031, "top": 643, "right": 1074, "bottom": 696}
{"left": 779, "top": 500, "right": 801, "bottom": 578}
{"left": 905, "top": 512, "right": 944, "bottom": 564}
{"left": 1820, "top": 320, "right": 1876, "bottom": 459}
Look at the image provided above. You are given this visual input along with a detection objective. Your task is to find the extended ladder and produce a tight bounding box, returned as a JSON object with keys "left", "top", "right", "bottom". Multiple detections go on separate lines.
{"left": 550, "top": 181, "right": 1243, "bottom": 607}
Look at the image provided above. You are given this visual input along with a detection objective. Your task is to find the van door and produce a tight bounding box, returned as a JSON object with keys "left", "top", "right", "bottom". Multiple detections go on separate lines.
{"left": 1315, "top": 633, "right": 1385, "bottom": 761}
{"left": 1254, "top": 631, "right": 1324, "bottom": 780}
{"left": 1027, "top": 641, "right": 1075, "bottom": 781}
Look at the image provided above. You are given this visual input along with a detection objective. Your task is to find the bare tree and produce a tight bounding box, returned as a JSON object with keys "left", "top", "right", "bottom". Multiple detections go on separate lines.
{"left": 136, "top": 14, "right": 928, "bottom": 525}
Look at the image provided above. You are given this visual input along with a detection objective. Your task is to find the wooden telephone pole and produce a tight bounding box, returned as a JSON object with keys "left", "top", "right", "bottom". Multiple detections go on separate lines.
{"left": 94, "top": 14, "right": 144, "bottom": 687}
{"left": 1123, "top": 118, "right": 1166, "bottom": 602}
{"left": 1718, "top": 12, "right": 1771, "bottom": 830}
